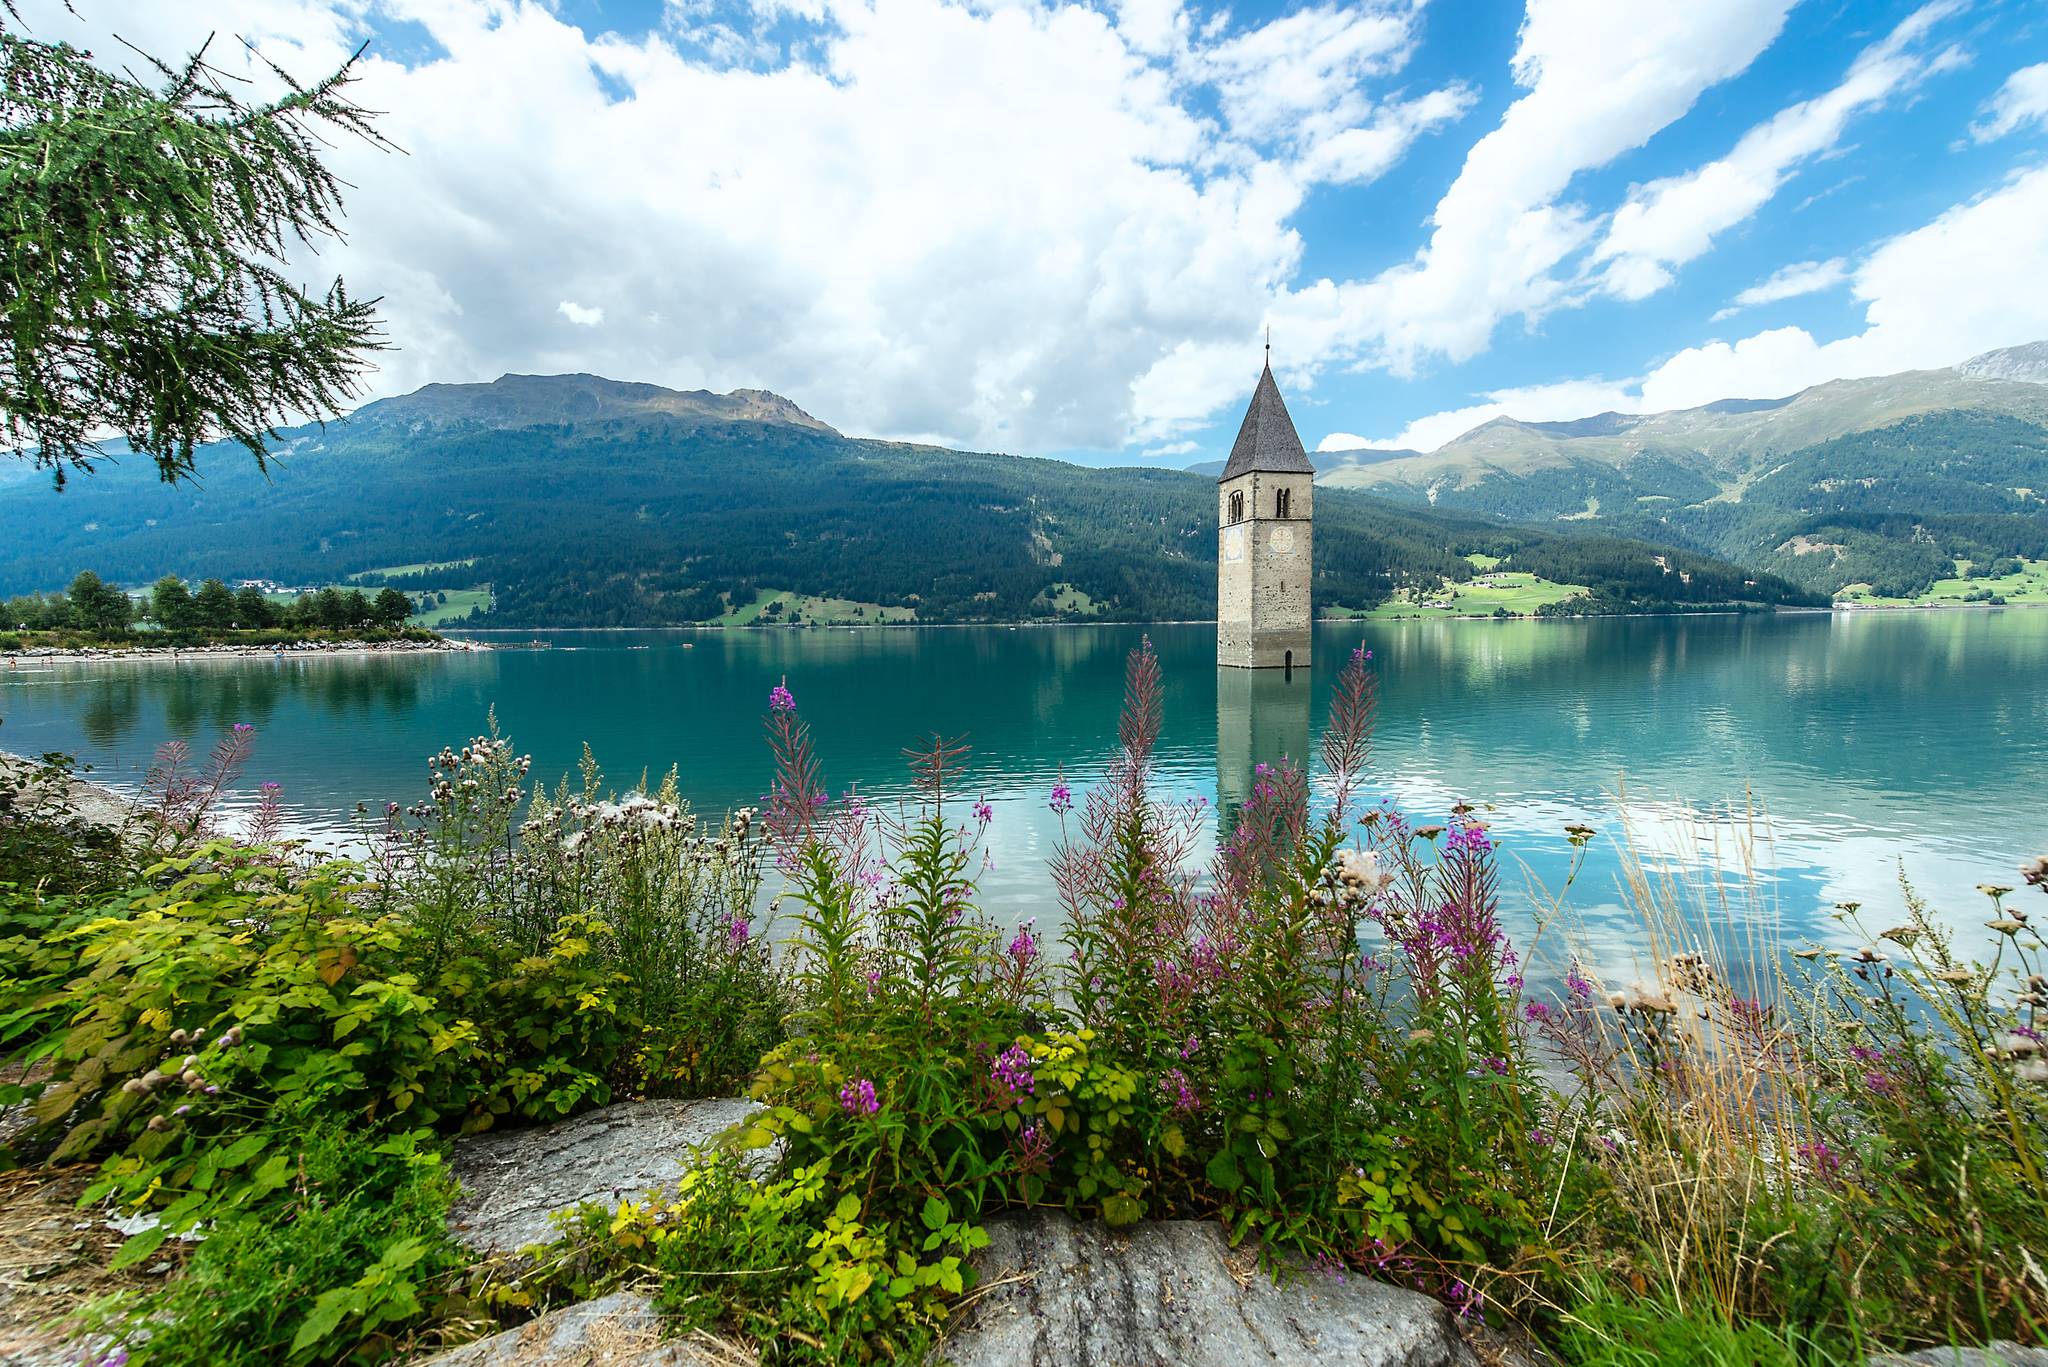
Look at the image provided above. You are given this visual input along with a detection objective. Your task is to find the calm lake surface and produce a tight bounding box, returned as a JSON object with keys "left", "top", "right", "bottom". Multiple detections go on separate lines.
{"left": 4, "top": 613, "right": 2044, "bottom": 984}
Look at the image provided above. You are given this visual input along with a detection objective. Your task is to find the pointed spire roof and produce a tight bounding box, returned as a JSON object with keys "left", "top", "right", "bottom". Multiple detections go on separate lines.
{"left": 1218, "top": 363, "right": 1314, "bottom": 482}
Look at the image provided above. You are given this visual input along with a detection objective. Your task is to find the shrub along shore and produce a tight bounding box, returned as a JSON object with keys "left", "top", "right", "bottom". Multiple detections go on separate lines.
{"left": 1, "top": 646, "right": 2043, "bottom": 1366}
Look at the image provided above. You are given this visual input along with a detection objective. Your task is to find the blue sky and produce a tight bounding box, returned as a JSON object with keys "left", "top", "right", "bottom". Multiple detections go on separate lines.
{"left": 22, "top": 0, "right": 2048, "bottom": 464}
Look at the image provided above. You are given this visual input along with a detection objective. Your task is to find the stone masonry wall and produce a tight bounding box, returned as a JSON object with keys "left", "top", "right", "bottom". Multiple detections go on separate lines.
{"left": 1218, "top": 472, "right": 1312, "bottom": 669}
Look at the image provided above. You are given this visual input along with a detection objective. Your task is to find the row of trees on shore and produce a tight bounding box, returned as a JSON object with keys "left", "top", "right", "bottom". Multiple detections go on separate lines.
{"left": 6, "top": 571, "right": 416, "bottom": 638}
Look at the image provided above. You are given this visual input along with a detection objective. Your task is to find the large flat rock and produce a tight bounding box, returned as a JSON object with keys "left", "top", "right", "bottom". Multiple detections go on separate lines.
{"left": 941, "top": 1214, "right": 1480, "bottom": 1367}
{"left": 410, "top": 1291, "right": 751, "bottom": 1366}
{"left": 1872, "top": 1348, "right": 2048, "bottom": 1367}
{"left": 447, "top": 1098, "right": 759, "bottom": 1255}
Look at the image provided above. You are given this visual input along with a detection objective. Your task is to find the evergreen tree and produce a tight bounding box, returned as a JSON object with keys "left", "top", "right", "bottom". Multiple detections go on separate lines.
{"left": 66, "top": 570, "right": 130, "bottom": 632}
{"left": 372, "top": 587, "right": 413, "bottom": 626}
{"left": 150, "top": 574, "right": 193, "bottom": 630}
{"left": 0, "top": 16, "right": 392, "bottom": 485}
{"left": 192, "top": 577, "right": 237, "bottom": 630}
{"left": 234, "top": 585, "right": 276, "bottom": 629}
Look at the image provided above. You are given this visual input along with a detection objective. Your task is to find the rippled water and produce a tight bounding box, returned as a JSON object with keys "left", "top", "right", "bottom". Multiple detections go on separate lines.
{"left": 4, "top": 613, "right": 2043, "bottom": 984}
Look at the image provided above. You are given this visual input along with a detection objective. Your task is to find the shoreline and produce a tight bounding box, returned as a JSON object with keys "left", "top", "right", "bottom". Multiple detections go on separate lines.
{"left": 4, "top": 601, "right": 2026, "bottom": 659}
{"left": 2, "top": 637, "right": 485, "bottom": 664}
{"left": 0, "top": 750, "right": 138, "bottom": 828}
{"left": 444, "top": 603, "right": 1918, "bottom": 632}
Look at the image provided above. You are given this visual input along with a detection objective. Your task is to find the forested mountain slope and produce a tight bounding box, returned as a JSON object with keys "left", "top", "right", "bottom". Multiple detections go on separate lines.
{"left": 1320, "top": 350, "right": 2048, "bottom": 598}
{"left": 0, "top": 375, "right": 1817, "bottom": 624}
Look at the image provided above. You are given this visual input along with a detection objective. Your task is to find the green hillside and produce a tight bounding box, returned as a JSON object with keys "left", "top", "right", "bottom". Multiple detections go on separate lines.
{"left": 0, "top": 374, "right": 1818, "bottom": 625}
{"left": 1320, "top": 354, "right": 2048, "bottom": 602}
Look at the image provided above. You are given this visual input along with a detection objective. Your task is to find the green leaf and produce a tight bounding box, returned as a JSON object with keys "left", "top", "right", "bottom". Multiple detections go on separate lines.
{"left": 1206, "top": 1149, "right": 1243, "bottom": 1193}
{"left": 248, "top": 1152, "right": 291, "bottom": 1197}
{"left": 921, "top": 1194, "right": 948, "bottom": 1231}
{"left": 290, "top": 1289, "right": 355, "bottom": 1354}
{"left": 217, "top": 1133, "right": 268, "bottom": 1169}
{"left": 108, "top": 1223, "right": 167, "bottom": 1272}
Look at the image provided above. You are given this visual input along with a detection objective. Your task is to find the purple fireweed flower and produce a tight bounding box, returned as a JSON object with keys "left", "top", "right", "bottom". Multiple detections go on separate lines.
{"left": 1565, "top": 963, "right": 1595, "bottom": 1000}
{"left": 1480, "top": 1056, "right": 1509, "bottom": 1076}
{"left": 1523, "top": 1001, "right": 1553, "bottom": 1023}
{"left": 1008, "top": 923, "right": 1038, "bottom": 965}
{"left": 1048, "top": 781, "right": 1072, "bottom": 814}
{"left": 1013, "top": 1118, "right": 1053, "bottom": 1172}
{"left": 725, "top": 911, "right": 751, "bottom": 947}
{"left": 232, "top": 722, "right": 253, "bottom": 735}
{"left": 1797, "top": 1139, "right": 1845, "bottom": 1178}
{"left": 839, "top": 1077, "right": 879, "bottom": 1115}
{"left": 973, "top": 799, "right": 993, "bottom": 826}
{"left": 768, "top": 682, "right": 797, "bottom": 713}
{"left": 1161, "top": 1067, "right": 1199, "bottom": 1112}
{"left": 991, "top": 1045, "right": 1035, "bottom": 1098}
{"left": 1444, "top": 821, "right": 1493, "bottom": 855}
{"left": 1179, "top": 1033, "right": 1200, "bottom": 1059}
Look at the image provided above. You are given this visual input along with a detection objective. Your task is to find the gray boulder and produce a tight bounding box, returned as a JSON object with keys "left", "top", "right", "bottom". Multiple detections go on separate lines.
{"left": 939, "top": 1214, "right": 1480, "bottom": 1366}
{"left": 447, "top": 1098, "right": 759, "bottom": 1255}
{"left": 1871, "top": 1348, "right": 2048, "bottom": 1367}
{"left": 409, "top": 1291, "right": 751, "bottom": 1366}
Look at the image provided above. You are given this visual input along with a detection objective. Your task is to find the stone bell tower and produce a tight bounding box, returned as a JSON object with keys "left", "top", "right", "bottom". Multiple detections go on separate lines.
{"left": 1217, "top": 354, "right": 1313, "bottom": 670}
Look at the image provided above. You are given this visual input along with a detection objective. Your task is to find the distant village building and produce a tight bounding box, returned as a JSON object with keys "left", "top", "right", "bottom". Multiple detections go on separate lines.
{"left": 1217, "top": 357, "right": 1314, "bottom": 670}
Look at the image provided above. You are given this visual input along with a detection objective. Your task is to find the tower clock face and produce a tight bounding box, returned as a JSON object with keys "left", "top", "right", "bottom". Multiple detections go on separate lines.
{"left": 1269, "top": 525, "right": 1295, "bottom": 553}
{"left": 1223, "top": 525, "right": 1245, "bottom": 562}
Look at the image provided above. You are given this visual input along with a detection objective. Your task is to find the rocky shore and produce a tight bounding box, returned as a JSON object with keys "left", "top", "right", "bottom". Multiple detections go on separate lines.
{"left": 3, "top": 637, "right": 483, "bottom": 663}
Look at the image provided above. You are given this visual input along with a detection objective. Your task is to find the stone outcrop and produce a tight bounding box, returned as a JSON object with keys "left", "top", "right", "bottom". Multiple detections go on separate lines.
{"left": 1871, "top": 1347, "right": 2048, "bottom": 1367}
{"left": 938, "top": 1214, "right": 1480, "bottom": 1367}
{"left": 444, "top": 1104, "right": 1482, "bottom": 1366}
{"left": 409, "top": 1291, "right": 752, "bottom": 1367}
{"left": 447, "top": 1098, "right": 759, "bottom": 1255}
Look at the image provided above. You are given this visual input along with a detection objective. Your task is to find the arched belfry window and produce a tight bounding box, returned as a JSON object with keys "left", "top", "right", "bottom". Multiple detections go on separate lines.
{"left": 1228, "top": 490, "right": 1244, "bottom": 524}
{"left": 1276, "top": 487, "right": 1292, "bottom": 519}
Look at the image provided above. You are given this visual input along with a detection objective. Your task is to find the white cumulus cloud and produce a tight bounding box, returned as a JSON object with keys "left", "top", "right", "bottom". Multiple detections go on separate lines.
{"left": 1348, "top": 164, "right": 2048, "bottom": 450}
{"left": 1710, "top": 257, "right": 1850, "bottom": 320}
{"left": 1592, "top": 1, "right": 1967, "bottom": 302}
{"left": 1971, "top": 62, "right": 2048, "bottom": 142}
{"left": 1142, "top": 0, "right": 1801, "bottom": 423}
{"left": 13, "top": 0, "right": 1472, "bottom": 455}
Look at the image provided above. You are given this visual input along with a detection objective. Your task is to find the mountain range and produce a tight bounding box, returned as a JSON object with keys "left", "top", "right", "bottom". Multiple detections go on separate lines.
{"left": 0, "top": 375, "right": 1817, "bottom": 625}
{"left": 1303, "top": 346, "right": 2048, "bottom": 599}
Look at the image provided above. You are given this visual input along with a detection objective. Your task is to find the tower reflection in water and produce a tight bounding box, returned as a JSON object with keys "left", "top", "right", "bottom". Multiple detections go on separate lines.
{"left": 1215, "top": 665, "right": 1311, "bottom": 840}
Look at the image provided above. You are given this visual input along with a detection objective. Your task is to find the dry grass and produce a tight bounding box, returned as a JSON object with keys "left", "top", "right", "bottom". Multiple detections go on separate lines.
{"left": 0, "top": 1164, "right": 190, "bottom": 1365}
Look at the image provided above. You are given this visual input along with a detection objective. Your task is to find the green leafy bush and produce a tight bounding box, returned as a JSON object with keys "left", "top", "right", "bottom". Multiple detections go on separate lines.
{"left": 10, "top": 849, "right": 631, "bottom": 1235}
{"left": 97, "top": 1121, "right": 468, "bottom": 1367}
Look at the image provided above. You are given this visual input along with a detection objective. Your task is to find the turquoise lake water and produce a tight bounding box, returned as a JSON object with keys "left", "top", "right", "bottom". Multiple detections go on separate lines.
{"left": 3, "top": 613, "right": 2043, "bottom": 984}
